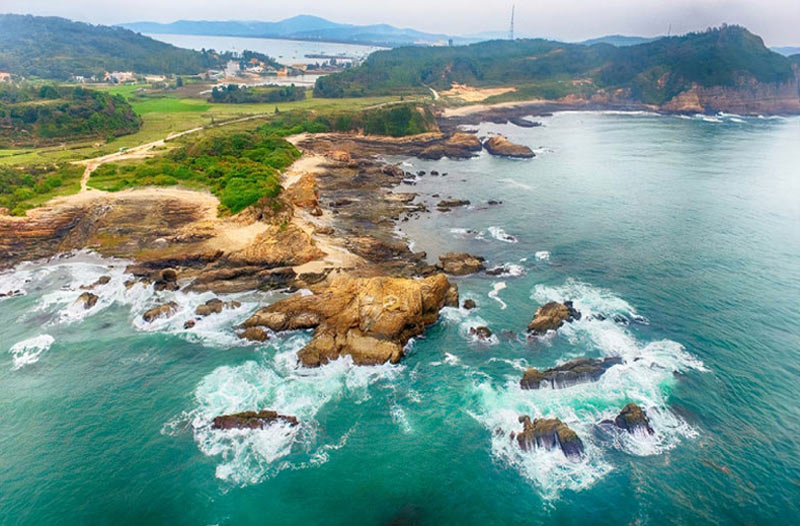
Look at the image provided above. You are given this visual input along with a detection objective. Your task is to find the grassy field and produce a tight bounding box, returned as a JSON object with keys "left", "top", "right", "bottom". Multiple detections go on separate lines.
{"left": 0, "top": 88, "right": 426, "bottom": 168}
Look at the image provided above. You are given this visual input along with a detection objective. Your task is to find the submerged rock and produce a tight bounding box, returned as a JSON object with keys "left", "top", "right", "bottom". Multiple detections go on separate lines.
{"left": 514, "top": 415, "right": 584, "bottom": 459}
{"left": 240, "top": 274, "right": 458, "bottom": 367}
{"left": 509, "top": 117, "right": 542, "bottom": 128}
{"left": 520, "top": 357, "right": 622, "bottom": 389}
{"left": 80, "top": 275, "right": 111, "bottom": 290}
{"left": 237, "top": 326, "right": 269, "bottom": 342}
{"left": 614, "top": 403, "right": 655, "bottom": 435}
{"left": 75, "top": 292, "right": 99, "bottom": 310}
{"left": 212, "top": 410, "right": 298, "bottom": 430}
{"left": 470, "top": 326, "right": 493, "bottom": 340}
{"left": 436, "top": 252, "right": 485, "bottom": 276}
{"left": 462, "top": 298, "right": 477, "bottom": 310}
{"left": 527, "top": 301, "right": 581, "bottom": 334}
{"left": 436, "top": 199, "right": 470, "bottom": 211}
{"left": 483, "top": 135, "right": 535, "bottom": 158}
{"left": 142, "top": 301, "right": 178, "bottom": 323}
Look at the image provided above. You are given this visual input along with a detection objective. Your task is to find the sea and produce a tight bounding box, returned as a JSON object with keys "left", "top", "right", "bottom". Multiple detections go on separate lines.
{"left": 1, "top": 112, "right": 799, "bottom": 525}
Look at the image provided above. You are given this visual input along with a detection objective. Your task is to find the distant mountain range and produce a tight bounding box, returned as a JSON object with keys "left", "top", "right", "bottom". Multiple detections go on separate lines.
{"left": 119, "top": 15, "right": 472, "bottom": 48}
{"left": 772, "top": 46, "right": 800, "bottom": 57}
{"left": 578, "top": 35, "right": 661, "bottom": 47}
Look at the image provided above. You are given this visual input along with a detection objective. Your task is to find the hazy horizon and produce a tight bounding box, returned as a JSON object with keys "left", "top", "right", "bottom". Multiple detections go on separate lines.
{"left": 3, "top": 0, "right": 800, "bottom": 46}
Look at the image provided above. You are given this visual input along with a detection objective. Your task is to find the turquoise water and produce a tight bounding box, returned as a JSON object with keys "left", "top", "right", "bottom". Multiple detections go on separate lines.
{"left": 2, "top": 112, "right": 799, "bottom": 525}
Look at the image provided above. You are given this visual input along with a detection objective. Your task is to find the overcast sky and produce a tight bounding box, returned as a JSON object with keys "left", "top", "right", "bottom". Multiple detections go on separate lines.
{"left": 4, "top": 0, "right": 800, "bottom": 45}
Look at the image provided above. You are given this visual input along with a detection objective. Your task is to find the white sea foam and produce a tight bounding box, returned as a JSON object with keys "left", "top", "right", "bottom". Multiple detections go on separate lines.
{"left": 9, "top": 334, "right": 54, "bottom": 370}
{"left": 180, "top": 337, "right": 403, "bottom": 486}
{"left": 470, "top": 279, "right": 706, "bottom": 499}
{"left": 488, "top": 282, "right": 508, "bottom": 310}
{"left": 440, "top": 306, "right": 498, "bottom": 344}
{"left": 487, "top": 263, "right": 525, "bottom": 278}
{"left": 535, "top": 251, "right": 550, "bottom": 261}
{"left": 497, "top": 178, "right": 534, "bottom": 191}
{"left": 488, "top": 226, "right": 518, "bottom": 243}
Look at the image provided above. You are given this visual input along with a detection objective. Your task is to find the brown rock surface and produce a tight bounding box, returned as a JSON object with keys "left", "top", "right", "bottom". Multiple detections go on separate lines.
{"left": 515, "top": 415, "right": 584, "bottom": 458}
{"left": 142, "top": 301, "right": 178, "bottom": 323}
{"left": 240, "top": 273, "right": 458, "bottom": 366}
{"left": 212, "top": 410, "right": 298, "bottom": 430}
{"left": 226, "top": 224, "right": 324, "bottom": 267}
{"left": 283, "top": 172, "right": 320, "bottom": 209}
{"left": 527, "top": 301, "right": 581, "bottom": 334}
{"left": 483, "top": 135, "right": 535, "bottom": 158}
{"left": 75, "top": 292, "right": 99, "bottom": 309}
{"left": 436, "top": 253, "right": 485, "bottom": 276}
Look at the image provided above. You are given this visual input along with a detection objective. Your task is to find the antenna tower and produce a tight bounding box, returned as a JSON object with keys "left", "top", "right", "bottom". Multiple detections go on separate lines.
{"left": 509, "top": 4, "right": 515, "bottom": 40}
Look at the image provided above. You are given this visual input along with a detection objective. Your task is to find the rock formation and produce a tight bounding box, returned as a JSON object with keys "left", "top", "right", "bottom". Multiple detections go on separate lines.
{"left": 240, "top": 274, "right": 458, "bottom": 367}
{"left": 195, "top": 298, "right": 241, "bottom": 317}
{"left": 527, "top": 301, "right": 581, "bottom": 334}
{"left": 483, "top": 135, "right": 535, "bottom": 158}
{"left": 212, "top": 410, "right": 298, "bottom": 430}
{"left": 436, "top": 253, "right": 485, "bottom": 276}
{"left": 513, "top": 415, "right": 584, "bottom": 459}
{"left": 75, "top": 292, "right": 98, "bottom": 310}
{"left": 142, "top": 301, "right": 178, "bottom": 323}
{"left": 520, "top": 357, "right": 622, "bottom": 389}
{"left": 614, "top": 403, "right": 655, "bottom": 435}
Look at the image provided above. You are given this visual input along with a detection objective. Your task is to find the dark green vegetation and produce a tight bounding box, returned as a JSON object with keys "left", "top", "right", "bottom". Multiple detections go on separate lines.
{"left": 0, "top": 163, "right": 83, "bottom": 215}
{"left": 91, "top": 131, "right": 300, "bottom": 214}
{"left": 0, "top": 84, "right": 141, "bottom": 147}
{"left": 316, "top": 25, "right": 797, "bottom": 105}
{"left": 256, "top": 104, "right": 436, "bottom": 137}
{"left": 210, "top": 84, "right": 306, "bottom": 104}
{"left": 0, "top": 14, "right": 281, "bottom": 79}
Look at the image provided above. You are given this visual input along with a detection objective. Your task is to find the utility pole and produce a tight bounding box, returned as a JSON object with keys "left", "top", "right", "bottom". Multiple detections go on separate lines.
{"left": 509, "top": 4, "right": 515, "bottom": 40}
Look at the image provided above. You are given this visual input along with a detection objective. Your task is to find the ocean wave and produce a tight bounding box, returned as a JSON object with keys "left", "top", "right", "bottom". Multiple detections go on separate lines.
{"left": 469, "top": 279, "right": 706, "bottom": 498}
{"left": 488, "top": 226, "right": 518, "bottom": 243}
{"left": 9, "top": 334, "right": 54, "bottom": 370}
{"left": 487, "top": 263, "right": 525, "bottom": 278}
{"left": 534, "top": 251, "right": 550, "bottom": 261}
{"left": 497, "top": 178, "right": 534, "bottom": 191}
{"left": 488, "top": 282, "right": 508, "bottom": 310}
{"left": 180, "top": 338, "right": 403, "bottom": 486}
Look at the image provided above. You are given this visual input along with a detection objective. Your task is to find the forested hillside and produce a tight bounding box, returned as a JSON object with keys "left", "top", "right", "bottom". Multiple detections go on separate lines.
{"left": 0, "top": 14, "right": 267, "bottom": 79}
{"left": 0, "top": 84, "right": 141, "bottom": 147}
{"left": 315, "top": 25, "right": 797, "bottom": 105}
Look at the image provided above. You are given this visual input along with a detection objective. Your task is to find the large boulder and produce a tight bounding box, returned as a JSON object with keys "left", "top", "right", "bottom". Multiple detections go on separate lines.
{"left": 284, "top": 172, "right": 320, "bottom": 210}
{"left": 436, "top": 252, "right": 485, "bottom": 276}
{"left": 483, "top": 135, "right": 535, "bottom": 158}
{"left": 240, "top": 274, "right": 458, "bottom": 367}
{"left": 142, "top": 301, "right": 178, "bottom": 323}
{"left": 212, "top": 410, "right": 298, "bottom": 430}
{"left": 520, "top": 357, "right": 622, "bottom": 389}
{"left": 614, "top": 403, "right": 654, "bottom": 435}
{"left": 418, "top": 133, "right": 482, "bottom": 160}
{"left": 513, "top": 415, "right": 584, "bottom": 459}
{"left": 226, "top": 224, "right": 324, "bottom": 267}
{"left": 527, "top": 301, "right": 581, "bottom": 334}
{"left": 75, "top": 292, "right": 99, "bottom": 310}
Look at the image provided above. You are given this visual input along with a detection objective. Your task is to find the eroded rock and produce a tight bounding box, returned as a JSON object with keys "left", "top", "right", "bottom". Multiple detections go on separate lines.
{"left": 240, "top": 274, "right": 458, "bottom": 367}
{"left": 436, "top": 253, "right": 485, "bottom": 276}
{"left": 195, "top": 298, "right": 241, "bottom": 317}
{"left": 515, "top": 415, "right": 584, "bottom": 458}
{"left": 142, "top": 301, "right": 178, "bottom": 323}
{"left": 80, "top": 276, "right": 111, "bottom": 290}
{"left": 520, "top": 357, "right": 622, "bottom": 389}
{"left": 75, "top": 292, "right": 99, "bottom": 310}
{"left": 614, "top": 403, "right": 654, "bottom": 435}
{"left": 212, "top": 410, "right": 298, "bottom": 430}
{"left": 527, "top": 301, "right": 581, "bottom": 334}
{"left": 484, "top": 135, "right": 535, "bottom": 158}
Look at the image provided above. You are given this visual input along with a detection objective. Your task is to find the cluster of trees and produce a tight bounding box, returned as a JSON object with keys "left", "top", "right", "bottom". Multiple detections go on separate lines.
{"left": 257, "top": 104, "right": 436, "bottom": 138}
{"left": 315, "top": 25, "right": 796, "bottom": 105}
{"left": 209, "top": 84, "right": 306, "bottom": 104}
{"left": 0, "top": 15, "right": 282, "bottom": 80}
{"left": 91, "top": 131, "right": 301, "bottom": 214}
{"left": 0, "top": 85, "right": 141, "bottom": 147}
{"left": 0, "top": 164, "right": 84, "bottom": 215}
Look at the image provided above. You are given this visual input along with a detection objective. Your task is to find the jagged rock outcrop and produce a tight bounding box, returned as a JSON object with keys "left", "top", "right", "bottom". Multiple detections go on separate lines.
{"left": 75, "top": 292, "right": 99, "bottom": 309}
{"left": 470, "top": 326, "right": 493, "bottom": 340}
{"left": 142, "top": 301, "right": 178, "bottom": 323}
{"left": 436, "top": 199, "right": 470, "bottom": 211}
{"left": 520, "top": 357, "right": 622, "bottom": 389}
{"left": 436, "top": 253, "right": 485, "bottom": 276}
{"left": 660, "top": 77, "right": 800, "bottom": 115}
{"left": 283, "top": 172, "right": 320, "bottom": 210}
{"left": 240, "top": 274, "right": 458, "bottom": 366}
{"left": 418, "top": 133, "right": 483, "bottom": 159}
{"left": 510, "top": 117, "right": 542, "bottom": 128}
{"left": 195, "top": 298, "right": 241, "bottom": 317}
{"left": 513, "top": 415, "right": 584, "bottom": 459}
{"left": 462, "top": 299, "right": 477, "bottom": 310}
{"left": 614, "top": 403, "right": 655, "bottom": 435}
{"left": 483, "top": 135, "right": 535, "bottom": 158}
{"left": 226, "top": 224, "right": 324, "bottom": 267}
{"left": 527, "top": 301, "right": 581, "bottom": 334}
{"left": 212, "top": 410, "right": 298, "bottom": 430}
{"left": 237, "top": 326, "right": 269, "bottom": 342}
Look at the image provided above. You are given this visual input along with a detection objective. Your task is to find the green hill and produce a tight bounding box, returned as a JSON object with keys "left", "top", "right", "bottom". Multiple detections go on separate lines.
{"left": 0, "top": 14, "right": 278, "bottom": 79}
{"left": 315, "top": 25, "right": 796, "bottom": 106}
{"left": 0, "top": 84, "right": 141, "bottom": 147}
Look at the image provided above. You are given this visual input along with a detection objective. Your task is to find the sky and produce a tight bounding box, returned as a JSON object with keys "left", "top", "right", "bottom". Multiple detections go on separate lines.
{"left": 3, "top": 0, "right": 800, "bottom": 45}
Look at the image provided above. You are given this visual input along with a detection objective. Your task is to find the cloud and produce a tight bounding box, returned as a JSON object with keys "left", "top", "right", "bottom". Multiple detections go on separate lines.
{"left": 4, "top": 0, "right": 800, "bottom": 45}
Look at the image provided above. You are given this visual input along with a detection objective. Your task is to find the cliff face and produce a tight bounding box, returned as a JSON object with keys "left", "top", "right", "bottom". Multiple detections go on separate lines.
{"left": 661, "top": 73, "right": 800, "bottom": 114}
